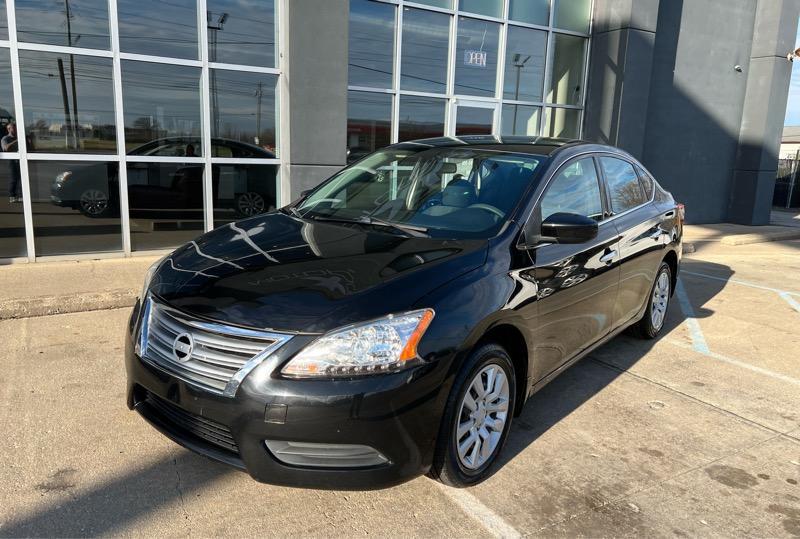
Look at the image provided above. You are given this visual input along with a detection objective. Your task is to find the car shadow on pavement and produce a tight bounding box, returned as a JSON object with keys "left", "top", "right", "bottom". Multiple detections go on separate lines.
{"left": 1, "top": 451, "right": 233, "bottom": 537}
{"left": 492, "top": 259, "right": 733, "bottom": 474}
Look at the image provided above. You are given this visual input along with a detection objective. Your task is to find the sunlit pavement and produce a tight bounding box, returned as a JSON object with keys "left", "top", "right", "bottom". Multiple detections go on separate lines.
{"left": 1, "top": 241, "right": 799, "bottom": 538}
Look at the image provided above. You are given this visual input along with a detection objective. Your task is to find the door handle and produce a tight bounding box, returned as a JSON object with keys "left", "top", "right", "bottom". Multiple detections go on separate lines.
{"left": 599, "top": 250, "right": 617, "bottom": 265}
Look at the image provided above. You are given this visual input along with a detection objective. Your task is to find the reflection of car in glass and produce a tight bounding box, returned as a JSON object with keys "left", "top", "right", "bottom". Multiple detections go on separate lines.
{"left": 50, "top": 137, "right": 277, "bottom": 219}
{"left": 126, "top": 136, "right": 683, "bottom": 489}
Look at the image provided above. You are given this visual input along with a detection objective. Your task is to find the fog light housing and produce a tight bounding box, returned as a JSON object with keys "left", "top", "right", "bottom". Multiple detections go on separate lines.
{"left": 264, "top": 440, "right": 389, "bottom": 468}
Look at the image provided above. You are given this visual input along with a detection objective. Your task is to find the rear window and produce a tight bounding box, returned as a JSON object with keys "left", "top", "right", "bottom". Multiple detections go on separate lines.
{"left": 599, "top": 157, "right": 646, "bottom": 214}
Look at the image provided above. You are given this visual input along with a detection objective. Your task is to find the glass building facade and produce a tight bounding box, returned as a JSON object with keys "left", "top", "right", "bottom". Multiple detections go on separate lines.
{"left": 347, "top": 0, "right": 591, "bottom": 161}
{"left": 0, "top": 0, "right": 280, "bottom": 260}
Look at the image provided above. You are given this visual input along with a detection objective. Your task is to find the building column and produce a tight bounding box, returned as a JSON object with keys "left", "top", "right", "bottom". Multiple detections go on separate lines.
{"left": 729, "top": 0, "right": 800, "bottom": 224}
{"left": 283, "top": 0, "right": 349, "bottom": 201}
{"left": 583, "top": 0, "right": 660, "bottom": 159}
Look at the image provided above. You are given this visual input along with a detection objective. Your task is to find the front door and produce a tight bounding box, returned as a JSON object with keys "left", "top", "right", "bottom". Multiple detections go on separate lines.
{"left": 523, "top": 156, "right": 621, "bottom": 382}
{"left": 450, "top": 99, "right": 497, "bottom": 136}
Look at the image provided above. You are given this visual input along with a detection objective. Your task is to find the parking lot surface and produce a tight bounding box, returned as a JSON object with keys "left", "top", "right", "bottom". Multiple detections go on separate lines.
{"left": 1, "top": 240, "right": 799, "bottom": 537}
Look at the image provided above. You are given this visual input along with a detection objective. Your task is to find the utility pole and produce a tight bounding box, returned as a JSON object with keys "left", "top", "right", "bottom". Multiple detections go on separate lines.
{"left": 254, "top": 81, "right": 262, "bottom": 146}
{"left": 65, "top": 0, "right": 78, "bottom": 149}
{"left": 56, "top": 58, "right": 73, "bottom": 148}
{"left": 208, "top": 12, "right": 228, "bottom": 138}
{"left": 511, "top": 53, "right": 531, "bottom": 135}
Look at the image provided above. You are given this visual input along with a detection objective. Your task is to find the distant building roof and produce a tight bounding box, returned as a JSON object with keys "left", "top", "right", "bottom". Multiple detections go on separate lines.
{"left": 783, "top": 126, "right": 800, "bottom": 143}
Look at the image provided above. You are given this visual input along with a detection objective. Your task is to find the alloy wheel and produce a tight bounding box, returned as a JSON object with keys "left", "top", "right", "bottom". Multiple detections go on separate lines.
{"left": 80, "top": 189, "right": 109, "bottom": 216}
{"left": 650, "top": 270, "right": 670, "bottom": 330}
{"left": 237, "top": 192, "right": 266, "bottom": 217}
{"left": 455, "top": 363, "right": 510, "bottom": 470}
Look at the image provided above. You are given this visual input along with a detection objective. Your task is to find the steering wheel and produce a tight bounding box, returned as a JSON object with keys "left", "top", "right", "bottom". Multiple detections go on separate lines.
{"left": 467, "top": 203, "right": 505, "bottom": 219}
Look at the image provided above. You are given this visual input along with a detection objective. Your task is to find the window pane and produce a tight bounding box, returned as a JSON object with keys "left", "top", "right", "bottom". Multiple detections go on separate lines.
{"left": 349, "top": 0, "right": 395, "bottom": 88}
{"left": 554, "top": 0, "right": 591, "bottom": 33}
{"left": 30, "top": 160, "right": 122, "bottom": 255}
{"left": 19, "top": 51, "right": 116, "bottom": 154}
{"left": 547, "top": 34, "right": 586, "bottom": 105}
{"left": 599, "top": 157, "right": 646, "bottom": 213}
{"left": 455, "top": 106, "right": 493, "bottom": 135}
{"left": 15, "top": 0, "right": 109, "bottom": 49}
{"left": 213, "top": 164, "right": 278, "bottom": 224}
{"left": 127, "top": 161, "right": 205, "bottom": 251}
{"left": 413, "top": 0, "right": 451, "bottom": 8}
{"left": 401, "top": 8, "right": 449, "bottom": 93}
{"left": 118, "top": 0, "right": 198, "bottom": 59}
{"left": 0, "top": 160, "right": 27, "bottom": 258}
{"left": 509, "top": 0, "right": 549, "bottom": 26}
{"left": 544, "top": 107, "right": 580, "bottom": 138}
{"left": 398, "top": 95, "right": 445, "bottom": 141}
{"left": 501, "top": 104, "right": 540, "bottom": 136}
{"left": 348, "top": 91, "right": 391, "bottom": 163}
{"left": 636, "top": 166, "right": 655, "bottom": 199}
{"left": 454, "top": 17, "right": 499, "bottom": 97}
{"left": 206, "top": 0, "right": 276, "bottom": 67}
{"left": 210, "top": 70, "right": 277, "bottom": 157}
{"left": 122, "top": 61, "right": 202, "bottom": 153}
{"left": 459, "top": 0, "right": 502, "bottom": 18}
{"left": 0, "top": 49, "right": 15, "bottom": 123}
{"left": 503, "top": 26, "right": 546, "bottom": 102}
{"left": 0, "top": 0, "right": 7, "bottom": 40}
{"left": 541, "top": 157, "right": 602, "bottom": 221}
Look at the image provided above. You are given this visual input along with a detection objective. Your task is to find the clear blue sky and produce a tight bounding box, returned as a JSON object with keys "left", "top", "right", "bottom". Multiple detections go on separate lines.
{"left": 785, "top": 20, "right": 800, "bottom": 125}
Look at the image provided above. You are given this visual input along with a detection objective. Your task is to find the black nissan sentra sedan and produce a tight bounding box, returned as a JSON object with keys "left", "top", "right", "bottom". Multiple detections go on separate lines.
{"left": 126, "top": 136, "right": 682, "bottom": 489}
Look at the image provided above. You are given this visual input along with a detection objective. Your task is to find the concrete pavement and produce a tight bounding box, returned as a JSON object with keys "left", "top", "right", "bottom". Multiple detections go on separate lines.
{"left": 1, "top": 240, "right": 799, "bottom": 537}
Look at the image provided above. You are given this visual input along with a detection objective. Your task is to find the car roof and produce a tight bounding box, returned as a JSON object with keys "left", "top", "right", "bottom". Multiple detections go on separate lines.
{"left": 389, "top": 135, "right": 591, "bottom": 157}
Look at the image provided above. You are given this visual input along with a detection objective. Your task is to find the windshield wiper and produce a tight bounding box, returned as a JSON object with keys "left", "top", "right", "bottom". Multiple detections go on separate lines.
{"left": 357, "top": 215, "right": 429, "bottom": 237}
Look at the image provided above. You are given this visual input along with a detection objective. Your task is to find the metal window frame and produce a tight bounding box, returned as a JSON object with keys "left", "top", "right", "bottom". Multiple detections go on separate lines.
{"left": 347, "top": 0, "right": 592, "bottom": 143}
{"left": 0, "top": 0, "right": 284, "bottom": 264}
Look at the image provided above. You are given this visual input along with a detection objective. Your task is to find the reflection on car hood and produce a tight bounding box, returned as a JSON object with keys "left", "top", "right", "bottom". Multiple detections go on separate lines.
{"left": 150, "top": 212, "right": 488, "bottom": 333}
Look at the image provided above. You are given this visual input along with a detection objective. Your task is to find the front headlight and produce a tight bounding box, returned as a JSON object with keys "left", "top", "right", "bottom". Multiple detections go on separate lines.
{"left": 55, "top": 171, "right": 72, "bottom": 184}
{"left": 282, "top": 309, "right": 435, "bottom": 378}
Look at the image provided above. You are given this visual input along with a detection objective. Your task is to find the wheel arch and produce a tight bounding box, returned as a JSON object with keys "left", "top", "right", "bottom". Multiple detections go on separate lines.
{"left": 475, "top": 323, "right": 530, "bottom": 417}
{"left": 662, "top": 249, "right": 679, "bottom": 295}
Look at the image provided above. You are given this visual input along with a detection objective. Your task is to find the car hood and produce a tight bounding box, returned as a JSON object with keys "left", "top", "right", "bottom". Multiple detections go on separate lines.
{"left": 150, "top": 212, "right": 488, "bottom": 333}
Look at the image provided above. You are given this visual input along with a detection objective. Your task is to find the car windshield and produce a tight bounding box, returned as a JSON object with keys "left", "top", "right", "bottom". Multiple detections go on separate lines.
{"left": 295, "top": 147, "right": 545, "bottom": 239}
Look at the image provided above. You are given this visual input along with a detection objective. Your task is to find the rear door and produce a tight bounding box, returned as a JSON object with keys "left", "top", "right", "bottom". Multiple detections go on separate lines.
{"left": 526, "top": 156, "right": 621, "bottom": 381}
{"left": 597, "top": 155, "right": 666, "bottom": 327}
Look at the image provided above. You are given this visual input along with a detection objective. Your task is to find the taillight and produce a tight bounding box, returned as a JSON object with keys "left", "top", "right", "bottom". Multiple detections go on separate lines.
{"left": 677, "top": 203, "right": 685, "bottom": 224}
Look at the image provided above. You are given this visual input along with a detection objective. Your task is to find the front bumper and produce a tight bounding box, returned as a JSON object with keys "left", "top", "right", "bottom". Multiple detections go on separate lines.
{"left": 124, "top": 305, "right": 450, "bottom": 490}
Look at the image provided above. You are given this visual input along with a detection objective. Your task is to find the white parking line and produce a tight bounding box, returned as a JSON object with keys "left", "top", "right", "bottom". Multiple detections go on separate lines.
{"left": 436, "top": 484, "right": 522, "bottom": 539}
{"left": 682, "top": 270, "right": 800, "bottom": 297}
{"left": 674, "top": 278, "right": 710, "bottom": 354}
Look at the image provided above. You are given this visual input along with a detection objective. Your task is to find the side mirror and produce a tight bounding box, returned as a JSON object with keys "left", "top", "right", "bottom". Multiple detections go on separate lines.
{"left": 538, "top": 212, "right": 598, "bottom": 245}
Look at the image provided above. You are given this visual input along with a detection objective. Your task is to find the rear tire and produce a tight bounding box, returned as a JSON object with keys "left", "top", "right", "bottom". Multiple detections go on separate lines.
{"left": 632, "top": 262, "right": 672, "bottom": 339}
{"left": 429, "top": 343, "right": 516, "bottom": 487}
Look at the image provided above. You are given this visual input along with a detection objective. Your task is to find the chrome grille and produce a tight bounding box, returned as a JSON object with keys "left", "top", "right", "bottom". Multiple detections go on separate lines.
{"left": 139, "top": 296, "right": 291, "bottom": 396}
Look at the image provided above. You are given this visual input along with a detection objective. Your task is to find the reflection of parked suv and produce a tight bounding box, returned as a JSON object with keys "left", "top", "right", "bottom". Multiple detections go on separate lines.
{"left": 50, "top": 137, "right": 277, "bottom": 219}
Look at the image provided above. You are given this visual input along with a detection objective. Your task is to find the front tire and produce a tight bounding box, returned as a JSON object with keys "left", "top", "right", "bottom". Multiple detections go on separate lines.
{"left": 632, "top": 261, "right": 672, "bottom": 339}
{"left": 429, "top": 343, "right": 516, "bottom": 487}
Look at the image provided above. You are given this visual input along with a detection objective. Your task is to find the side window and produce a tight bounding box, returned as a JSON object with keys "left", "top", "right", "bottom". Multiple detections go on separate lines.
{"left": 599, "top": 157, "right": 646, "bottom": 214}
{"left": 540, "top": 157, "right": 603, "bottom": 221}
{"left": 636, "top": 165, "right": 654, "bottom": 199}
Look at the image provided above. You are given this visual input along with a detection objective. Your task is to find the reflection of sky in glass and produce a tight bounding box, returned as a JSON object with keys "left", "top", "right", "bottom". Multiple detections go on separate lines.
{"left": 207, "top": 0, "right": 275, "bottom": 67}
{"left": 509, "top": 0, "right": 549, "bottom": 26}
{"left": 16, "top": 0, "right": 109, "bottom": 49}
{"left": 0, "top": 49, "right": 15, "bottom": 122}
{"left": 349, "top": 0, "right": 394, "bottom": 88}
{"left": 122, "top": 61, "right": 201, "bottom": 149}
{"left": 398, "top": 95, "right": 445, "bottom": 141}
{"left": 118, "top": 0, "right": 198, "bottom": 59}
{"left": 401, "top": 8, "right": 449, "bottom": 93}
{"left": 454, "top": 17, "right": 499, "bottom": 97}
{"left": 501, "top": 104, "right": 540, "bottom": 136}
{"left": 460, "top": 0, "right": 502, "bottom": 18}
{"left": 212, "top": 70, "right": 277, "bottom": 153}
{"left": 0, "top": 0, "right": 8, "bottom": 40}
{"left": 19, "top": 50, "right": 116, "bottom": 153}
{"left": 503, "top": 26, "right": 546, "bottom": 102}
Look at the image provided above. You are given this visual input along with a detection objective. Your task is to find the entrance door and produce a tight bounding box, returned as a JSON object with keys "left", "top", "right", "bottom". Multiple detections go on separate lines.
{"left": 450, "top": 99, "right": 497, "bottom": 136}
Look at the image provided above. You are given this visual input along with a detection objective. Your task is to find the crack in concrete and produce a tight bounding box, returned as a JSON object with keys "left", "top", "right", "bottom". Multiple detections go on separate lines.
{"left": 173, "top": 458, "right": 190, "bottom": 523}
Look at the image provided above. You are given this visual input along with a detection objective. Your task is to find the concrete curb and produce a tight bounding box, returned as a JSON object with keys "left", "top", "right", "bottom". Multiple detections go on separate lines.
{"left": 0, "top": 289, "right": 137, "bottom": 320}
{"left": 719, "top": 229, "right": 800, "bottom": 246}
